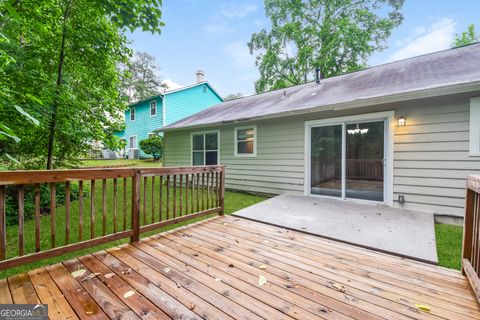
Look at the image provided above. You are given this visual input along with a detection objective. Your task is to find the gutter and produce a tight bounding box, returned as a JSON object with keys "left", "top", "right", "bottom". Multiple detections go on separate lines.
{"left": 157, "top": 80, "right": 480, "bottom": 133}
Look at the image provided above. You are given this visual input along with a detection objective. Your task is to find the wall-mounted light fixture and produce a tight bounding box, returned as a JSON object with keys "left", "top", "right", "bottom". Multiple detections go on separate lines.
{"left": 398, "top": 115, "right": 406, "bottom": 127}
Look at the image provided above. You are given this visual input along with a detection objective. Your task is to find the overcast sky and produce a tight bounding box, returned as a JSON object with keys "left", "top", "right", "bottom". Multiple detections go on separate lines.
{"left": 129, "top": 0, "right": 480, "bottom": 97}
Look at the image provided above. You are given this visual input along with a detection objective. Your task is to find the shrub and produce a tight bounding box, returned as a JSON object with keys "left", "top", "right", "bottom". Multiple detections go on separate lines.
{"left": 4, "top": 182, "right": 85, "bottom": 226}
{"left": 139, "top": 135, "right": 163, "bottom": 160}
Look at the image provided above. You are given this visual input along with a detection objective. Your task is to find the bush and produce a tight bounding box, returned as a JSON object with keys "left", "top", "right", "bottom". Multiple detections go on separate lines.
{"left": 139, "top": 135, "right": 163, "bottom": 160}
{"left": 5, "top": 182, "right": 85, "bottom": 226}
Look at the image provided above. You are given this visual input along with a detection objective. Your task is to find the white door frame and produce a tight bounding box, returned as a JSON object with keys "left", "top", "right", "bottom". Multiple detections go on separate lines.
{"left": 304, "top": 111, "right": 394, "bottom": 206}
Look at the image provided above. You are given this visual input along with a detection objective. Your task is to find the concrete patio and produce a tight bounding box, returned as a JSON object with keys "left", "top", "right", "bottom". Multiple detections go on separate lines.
{"left": 233, "top": 194, "right": 438, "bottom": 264}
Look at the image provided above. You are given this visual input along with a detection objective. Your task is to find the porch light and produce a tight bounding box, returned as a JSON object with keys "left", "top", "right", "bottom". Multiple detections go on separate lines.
{"left": 347, "top": 123, "right": 369, "bottom": 135}
{"left": 398, "top": 115, "right": 406, "bottom": 126}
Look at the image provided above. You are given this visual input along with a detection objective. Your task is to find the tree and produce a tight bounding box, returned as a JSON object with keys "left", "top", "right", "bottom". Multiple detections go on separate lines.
{"left": 248, "top": 0, "right": 404, "bottom": 93}
{"left": 120, "top": 51, "right": 164, "bottom": 103}
{"left": 139, "top": 135, "right": 163, "bottom": 160}
{"left": 224, "top": 92, "right": 244, "bottom": 101}
{"left": 0, "top": 0, "right": 164, "bottom": 169}
{"left": 452, "top": 24, "right": 479, "bottom": 47}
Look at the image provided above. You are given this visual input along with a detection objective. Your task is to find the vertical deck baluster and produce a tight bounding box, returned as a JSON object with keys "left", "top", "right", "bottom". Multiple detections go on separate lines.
{"left": 215, "top": 171, "right": 219, "bottom": 208}
{"left": 0, "top": 186, "right": 5, "bottom": 260}
{"left": 159, "top": 175, "right": 163, "bottom": 221}
{"left": 166, "top": 175, "right": 170, "bottom": 220}
{"left": 123, "top": 178, "right": 127, "bottom": 230}
{"left": 65, "top": 181, "right": 70, "bottom": 245}
{"left": 196, "top": 173, "right": 200, "bottom": 212}
{"left": 210, "top": 171, "right": 214, "bottom": 208}
{"left": 191, "top": 174, "right": 195, "bottom": 214}
{"left": 173, "top": 175, "right": 177, "bottom": 218}
{"left": 34, "top": 184, "right": 41, "bottom": 252}
{"left": 102, "top": 179, "right": 107, "bottom": 236}
{"left": 179, "top": 175, "right": 183, "bottom": 216}
{"left": 113, "top": 178, "right": 117, "bottom": 233}
{"left": 90, "top": 180, "right": 95, "bottom": 239}
{"left": 78, "top": 181, "right": 83, "bottom": 241}
{"left": 201, "top": 173, "right": 205, "bottom": 211}
{"left": 185, "top": 174, "right": 189, "bottom": 215}
{"left": 143, "top": 176, "right": 147, "bottom": 225}
{"left": 151, "top": 176, "right": 155, "bottom": 224}
{"left": 206, "top": 172, "right": 210, "bottom": 209}
{"left": 18, "top": 186, "right": 24, "bottom": 256}
{"left": 50, "top": 183, "right": 56, "bottom": 248}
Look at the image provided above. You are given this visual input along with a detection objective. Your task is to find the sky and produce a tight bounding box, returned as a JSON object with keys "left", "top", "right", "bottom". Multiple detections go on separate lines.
{"left": 129, "top": 0, "right": 480, "bottom": 97}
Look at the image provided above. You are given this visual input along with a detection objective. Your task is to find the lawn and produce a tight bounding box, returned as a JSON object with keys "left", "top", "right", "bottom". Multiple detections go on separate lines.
{"left": 79, "top": 159, "right": 161, "bottom": 168}
{"left": 435, "top": 223, "right": 463, "bottom": 270}
{"left": 0, "top": 179, "right": 268, "bottom": 279}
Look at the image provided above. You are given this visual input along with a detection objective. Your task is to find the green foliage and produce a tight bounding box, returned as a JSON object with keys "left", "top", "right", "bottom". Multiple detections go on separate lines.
{"left": 435, "top": 223, "right": 462, "bottom": 270}
{"left": 248, "top": 0, "right": 404, "bottom": 93}
{"left": 0, "top": 0, "right": 163, "bottom": 169}
{"left": 139, "top": 135, "right": 164, "bottom": 160}
{"left": 452, "top": 24, "right": 479, "bottom": 47}
{"left": 4, "top": 182, "right": 86, "bottom": 226}
{"left": 224, "top": 92, "right": 244, "bottom": 101}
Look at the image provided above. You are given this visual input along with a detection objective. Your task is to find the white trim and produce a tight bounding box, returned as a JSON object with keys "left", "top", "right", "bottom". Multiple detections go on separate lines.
{"left": 469, "top": 97, "right": 480, "bottom": 156}
{"left": 234, "top": 125, "right": 257, "bottom": 157}
{"left": 304, "top": 111, "right": 394, "bottom": 206}
{"left": 130, "top": 107, "right": 136, "bottom": 122}
{"left": 128, "top": 135, "right": 137, "bottom": 149}
{"left": 162, "top": 95, "right": 166, "bottom": 126}
{"left": 150, "top": 100, "right": 157, "bottom": 117}
{"left": 190, "top": 130, "right": 221, "bottom": 166}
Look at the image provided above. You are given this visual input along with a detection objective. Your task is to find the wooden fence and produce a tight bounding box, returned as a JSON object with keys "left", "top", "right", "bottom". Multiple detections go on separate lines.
{"left": 463, "top": 175, "right": 480, "bottom": 303}
{"left": 0, "top": 165, "right": 225, "bottom": 270}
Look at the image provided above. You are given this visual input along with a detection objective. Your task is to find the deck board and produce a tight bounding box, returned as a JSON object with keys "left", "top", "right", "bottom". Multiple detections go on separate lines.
{"left": 4, "top": 216, "right": 480, "bottom": 320}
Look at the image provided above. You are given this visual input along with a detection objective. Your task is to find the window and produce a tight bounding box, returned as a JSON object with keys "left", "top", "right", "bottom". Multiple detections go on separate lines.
{"left": 235, "top": 126, "right": 256, "bottom": 157}
{"left": 129, "top": 136, "right": 137, "bottom": 149}
{"left": 150, "top": 101, "right": 157, "bottom": 116}
{"left": 470, "top": 97, "right": 480, "bottom": 156}
{"left": 203, "top": 85, "right": 207, "bottom": 93}
{"left": 192, "top": 131, "right": 219, "bottom": 165}
{"left": 130, "top": 107, "right": 135, "bottom": 121}
{"left": 148, "top": 132, "right": 157, "bottom": 139}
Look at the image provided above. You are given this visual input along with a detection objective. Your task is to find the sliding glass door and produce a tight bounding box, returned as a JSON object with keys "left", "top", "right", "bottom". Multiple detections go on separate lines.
{"left": 310, "top": 120, "right": 385, "bottom": 202}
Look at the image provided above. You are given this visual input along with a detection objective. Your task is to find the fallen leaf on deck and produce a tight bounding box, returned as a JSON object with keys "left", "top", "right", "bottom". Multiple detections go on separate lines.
{"left": 415, "top": 304, "right": 431, "bottom": 312}
{"left": 163, "top": 267, "right": 171, "bottom": 273}
{"left": 215, "top": 278, "right": 222, "bottom": 282}
{"left": 104, "top": 273, "right": 115, "bottom": 279}
{"left": 228, "top": 263, "right": 235, "bottom": 268}
{"left": 123, "top": 290, "right": 135, "bottom": 298}
{"left": 332, "top": 283, "right": 345, "bottom": 292}
{"left": 259, "top": 275, "right": 267, "bottom": 286}
{"left": 188, "top": 304, "right": 196, "bottom": 310}
{"left": 259, "top": 265, "right": 268, "bottom": 270}
{"left": 71, "top": 269, "right": 86, "bottom": 278}
{"left": 121, "top": 268, "right": 132, "bottom": 274}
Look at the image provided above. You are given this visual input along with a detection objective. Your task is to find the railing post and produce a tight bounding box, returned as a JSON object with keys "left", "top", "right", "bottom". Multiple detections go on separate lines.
{"left": 463, "top": 186, "right": 475, "bottom": 275}
{"left": 219, "top": 166, "right": 226, "bottom": 215}
{"left": 131, "top": 169, "right": 140, "bottom": 242}
{"left": 0, "top": 185, "right": 5, "bottom": 260}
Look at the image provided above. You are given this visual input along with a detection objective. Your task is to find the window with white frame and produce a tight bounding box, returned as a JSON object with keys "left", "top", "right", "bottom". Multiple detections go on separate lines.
{"left": 129, "top": 136, "right": 137, "bottom": 149}
{"left": 235, "top": 126, "right": 256, "bottom": 156}
{"left": 470, "top": 97, "right": 480, "bottom": 156}
{"left": 130, "top": 107, "right": 135, "bottom": 121}
{"left": 150, "top": 101, "right": 157, "bottom": 116}
{"left": 192, "top": 131, "right": 219, "bottom": 165}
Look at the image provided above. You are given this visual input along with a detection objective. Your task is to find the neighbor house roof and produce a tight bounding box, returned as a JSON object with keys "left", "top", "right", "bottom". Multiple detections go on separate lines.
{"left": 128, "top": 81, "right": 223, "bottom": 107}
{"left": 161, "top": 43, "right": 480, "bottom": 131}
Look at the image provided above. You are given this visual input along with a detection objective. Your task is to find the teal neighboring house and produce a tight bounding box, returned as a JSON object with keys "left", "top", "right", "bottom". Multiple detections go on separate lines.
{"left": 116, "top": 70, "right": 223, "bottom": 158}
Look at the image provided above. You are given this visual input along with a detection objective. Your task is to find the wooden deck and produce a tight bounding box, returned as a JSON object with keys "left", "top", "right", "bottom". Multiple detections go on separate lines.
{"left": 1, "top": 215, "right": 479, "bottom": 320}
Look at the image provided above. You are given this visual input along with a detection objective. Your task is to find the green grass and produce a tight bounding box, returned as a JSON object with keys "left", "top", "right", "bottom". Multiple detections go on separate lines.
{"left": 0, "top": 179, "right": 268, "bottom": 279}
{"left": 435, "top": 223, "right": 463, "bottom": 270}
{"left": 79, "top": 159, "right": 161, "bottom": 168}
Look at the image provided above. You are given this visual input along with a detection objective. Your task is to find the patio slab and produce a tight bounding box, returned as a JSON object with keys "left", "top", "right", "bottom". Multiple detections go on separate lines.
{"left": 233, "top": 194, "right": 438, "bottom": 264}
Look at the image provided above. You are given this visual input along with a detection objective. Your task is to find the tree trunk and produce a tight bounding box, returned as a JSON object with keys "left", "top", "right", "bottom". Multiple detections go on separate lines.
{"left": 46, "top": 3, "right": 70, "bottom": 169}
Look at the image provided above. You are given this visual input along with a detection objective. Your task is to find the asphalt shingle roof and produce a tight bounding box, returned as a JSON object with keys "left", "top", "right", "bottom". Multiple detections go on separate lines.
{"left": 163, "top": 43, "right": 480, "bottom": 130}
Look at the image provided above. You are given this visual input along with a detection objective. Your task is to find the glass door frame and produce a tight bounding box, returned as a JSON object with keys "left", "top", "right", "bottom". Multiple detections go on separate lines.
{"left": 304, "top": 111, "right": 394, "bottom": 206}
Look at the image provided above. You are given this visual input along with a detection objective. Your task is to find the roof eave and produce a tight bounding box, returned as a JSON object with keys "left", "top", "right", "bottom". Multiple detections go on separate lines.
{"left": 157, "top": 80, "right": 480, "bottom": 133}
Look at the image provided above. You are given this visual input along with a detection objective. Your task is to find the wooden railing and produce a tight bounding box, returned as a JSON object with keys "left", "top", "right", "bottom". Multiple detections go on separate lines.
{"left": 0, "top": 165, "right": 225, "bottom": 270}
{"left": 463, "top": 175, "right": 480, "bottom": 303}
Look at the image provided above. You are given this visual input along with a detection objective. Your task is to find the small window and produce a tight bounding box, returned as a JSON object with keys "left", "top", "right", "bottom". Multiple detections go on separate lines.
{"left": 192, "top": 131, "right": 219, "bottom": 165}
{"left": 470, "top": 97, "right": 480, "bottom": 156}
{"left": 235, "top": 126, "right": 256, "bottom": 157}
{"left": 150, "top": 101, "right": 157, "bottom": 116}
{"left": 148, "top": 132, "right": 157, "bottom": 139}
{"left": 203, "top": 85, "right": 207, "bottom": 93}
{"left": 129, "top": 136, "right": 137, "bottom": 149}
{"left": 130, "top": 107, "right": 135, "bottom": 121}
